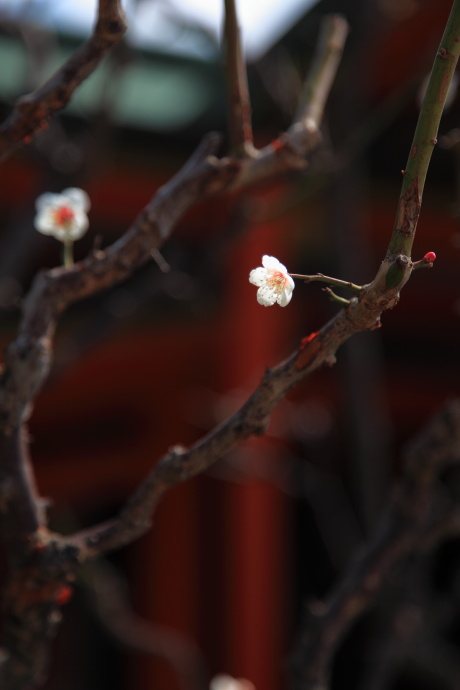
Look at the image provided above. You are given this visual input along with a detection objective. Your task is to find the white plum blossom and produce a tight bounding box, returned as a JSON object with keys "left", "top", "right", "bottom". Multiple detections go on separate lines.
{"left": 34, "top": 187, "right": 90, "bottom": 242}
{"left": 210, "top": 675, "right": 255, "bottom": 690}
{"left": 249, "top": 255, "right": 295, "bottom": 307}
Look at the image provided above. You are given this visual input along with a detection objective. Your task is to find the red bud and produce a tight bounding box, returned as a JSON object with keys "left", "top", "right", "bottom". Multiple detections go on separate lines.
{"left": 56, "top": 586, "right": 73, "bottom": 606}
{"left": 423, "top": 251, "right": 436, "bottom": 262}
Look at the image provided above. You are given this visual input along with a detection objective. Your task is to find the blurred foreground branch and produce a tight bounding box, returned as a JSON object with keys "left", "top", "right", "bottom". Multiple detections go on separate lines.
{"left": 0, "top": 0, "right": 127, "bottom": 162}
{"left": 290, "top": 400, "right": 460, "bottom": 690}
{"left": 84, "top": 561, "right": 208, "bottom": 690}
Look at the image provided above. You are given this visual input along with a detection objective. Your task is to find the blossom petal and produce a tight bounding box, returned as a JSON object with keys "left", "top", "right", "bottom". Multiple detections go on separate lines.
{"left": 249, "top": 267, "right": 268, "bottom": 287}
{"left": 35, "top": 209, "right": 60, "bottom": 236}
{"left": 277, "top": 287, "right": 293, "bottom": 307}
{"left": 68, "top": 209, "right": 89, "bottom": 239}
{"left": 211, "top": 675, "right": 254, "bottom": 690}
{"left": 62, "top": 187, "right": 91, "bottom": 211}
{"left": 257, "top": 285, "right": 278, "bottom": 306}
{"left": 262, "top": 255, "right": 288, "bottom": 273}
{"left": 286, "top": 274, "right": 295, "bottom": 290}
{"left": 35, "top": 192, "right": 60, "bottom": 212}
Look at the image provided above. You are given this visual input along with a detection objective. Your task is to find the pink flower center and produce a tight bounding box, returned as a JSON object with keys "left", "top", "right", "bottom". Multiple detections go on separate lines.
{"left": 54, "top": 205, "right": 74, "bottom": 226}
{"left": 267, "top": 270, "right": 286, "bottom": 290}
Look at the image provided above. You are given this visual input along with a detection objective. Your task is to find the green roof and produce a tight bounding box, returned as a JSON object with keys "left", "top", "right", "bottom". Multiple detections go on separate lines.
{"left": 0, "top": 34, "right": 218, "bottom": 132}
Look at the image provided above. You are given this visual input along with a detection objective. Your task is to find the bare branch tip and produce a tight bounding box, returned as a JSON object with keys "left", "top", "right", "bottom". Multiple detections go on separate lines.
{"left": 321, "top": 13, "right": 350, "bottom": 43}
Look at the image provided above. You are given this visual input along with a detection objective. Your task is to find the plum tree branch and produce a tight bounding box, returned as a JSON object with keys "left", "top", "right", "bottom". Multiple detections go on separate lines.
{"left": 223, "top": 0, "right": 254, "bottom": 155}
{"left": 0, "top": 428, "right": 45, "bottom": 563}
{"left": 0, "top": 0, "right": 127, "bottom": 162}
{"left": 67, "top": 275, "right": 398, "bottom": 557}
{"left": 290, "top": 399, "right": 460, "bottom": 690}
{"left": 295, "top": 14, "right": 349, "bottom": 129}
{"left": 230, "top": 14, "right": 349, "bottom": 189}
{"left": 0, "top": 12, "right": 348, "bottom": 689}
{"left": 387, "top": 0, "right": 460, "bottom": 261}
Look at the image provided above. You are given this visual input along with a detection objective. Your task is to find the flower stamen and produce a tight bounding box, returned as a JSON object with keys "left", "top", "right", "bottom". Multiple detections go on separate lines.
{"left": 53, "top": 205, "right": 75, "bottom": 228}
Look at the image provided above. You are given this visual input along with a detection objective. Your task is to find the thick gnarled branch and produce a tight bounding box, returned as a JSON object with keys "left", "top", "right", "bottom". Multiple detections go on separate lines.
{"left": 68, "top": 270, "right": 400, "bottom": 558}
{"left": 0, "top": 11, "right": 348, "bottom": 689}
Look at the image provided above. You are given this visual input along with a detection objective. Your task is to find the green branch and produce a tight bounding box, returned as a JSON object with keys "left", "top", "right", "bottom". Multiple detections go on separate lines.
{"left": 387, "top": 0, "right": 460, "bottom": 259}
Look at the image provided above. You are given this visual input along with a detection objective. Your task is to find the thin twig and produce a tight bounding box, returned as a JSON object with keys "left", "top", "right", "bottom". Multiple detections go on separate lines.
{"left": 289, "top": 272, "right": 363, "bottom": 293}
{"left": 231, "top": 14, "right": 349, "bottom": 190}
{"left": 295, "top": 14, "right": 349, "bottom": 128}
{"left": 223, "top": 0, "right": 254, "bottom": 156}
{"left": 0, "top": 0, "right": 127, "bottom": 162}
{"left": 322, "top": 287, "right": 350, "bottom": 305}
{"left": 83, "top": 561, "right": 209, "bottom": 690}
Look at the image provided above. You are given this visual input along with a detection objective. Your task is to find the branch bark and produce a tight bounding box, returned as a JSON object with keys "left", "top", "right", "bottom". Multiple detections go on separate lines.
{"left": 387, "top": 0, "right": 460, "bottom": 260}
{"left": 223, "top": 0, "right": 254, "bottom": 155}
{"left": 67, "top": 272, "right": 398, "bottom": 558}
{"left": 0, "top": 0, "right": 127, "bottom": 163}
